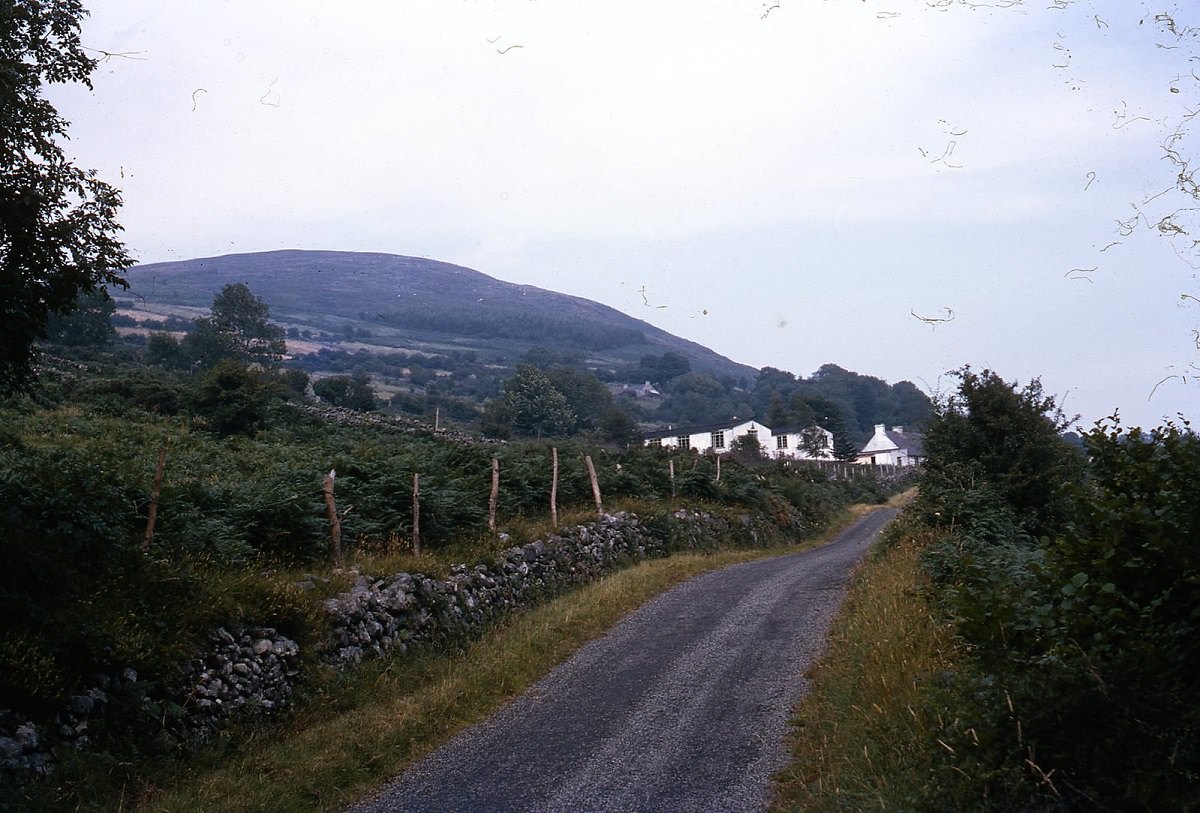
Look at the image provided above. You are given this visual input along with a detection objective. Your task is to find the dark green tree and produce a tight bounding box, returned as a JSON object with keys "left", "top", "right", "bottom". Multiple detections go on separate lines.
{"left": 636, "top": 352, "right": 691, "bottom": 386}
{"left": 275, "top": 367, "right": 311, "bottom": 401}
{"left": 598, "top": 405, "right": 641, "bottom": 446}
{"left": 43, "top": 289, "right": 116, "bottom": 347}
{"left": 798, "top": 426, "right": 832, "bottom": 458}
{"left": 729, "top": 432, "right": 765, "bottom": 462}
{"left": 185, "top": 283, "right": 286, "bottom": 368}
{"left": 792, "top": 394, "right": 856, "bottom": 459}
{"left": 1028, "top": 417, "right": 1200, "bottom": 808}
{"left": 752, "top": 367, "right": 799, "bottom": 423}
{"left": 185, "top": 360, "right": 279, "bottom": 436}
{"left": 1, "top": 1, "right": 133, "bottom": 393}
{"left": 655, "top": 371, "right": 748, "bottom": 425}
{"left": 144, "top": 332, "right": 190, "bottom": 369}
{"left": 521, "top": 346, "right": 585, "bottom": 370}
{"left": 314, "top": 372, "right": 377, "bottom": 411}
{"left": 889, "top": 379, "right": 931, "bottom": 430}
{"left": 830, "top": 422, "right": 860, "bottom": 461}
{"left": 921, "top": 367, "right": 1083, "bottom": 539}
{"left": 766, "top": 393, "right": 788, "bottom": 428}
{"left": 495, "top": 364, "right": 574, "bottom": 438}
{"left": 543, "top": 366, "right": 614, "bottom": 432}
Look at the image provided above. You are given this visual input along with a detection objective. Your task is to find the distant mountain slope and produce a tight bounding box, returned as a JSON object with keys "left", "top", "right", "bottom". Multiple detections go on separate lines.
{"left": 120, "top": 250, "right": 757, "bottom": 380}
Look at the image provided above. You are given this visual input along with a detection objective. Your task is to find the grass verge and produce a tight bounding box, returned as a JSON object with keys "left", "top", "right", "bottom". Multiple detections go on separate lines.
{"left": 131, "top": 508, "right": 874, "bottom": 813}
{"left": 772, "top": 516, "right": 960, "bottom": 812}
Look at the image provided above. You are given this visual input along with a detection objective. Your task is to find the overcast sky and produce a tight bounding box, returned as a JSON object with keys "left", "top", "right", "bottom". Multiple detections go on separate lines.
{"left": 49, "top": 0, "right": 1200, "bottom": 429}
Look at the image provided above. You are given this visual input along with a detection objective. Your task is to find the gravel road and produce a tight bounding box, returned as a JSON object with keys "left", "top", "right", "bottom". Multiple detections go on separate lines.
{"left": 348, "top": 508, "right": 898, "bottom": 813}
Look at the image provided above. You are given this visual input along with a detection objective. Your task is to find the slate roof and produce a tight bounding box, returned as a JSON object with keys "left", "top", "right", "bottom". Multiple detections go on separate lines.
{"left": 886, "top": 429, "right": 925, "bottom": 457}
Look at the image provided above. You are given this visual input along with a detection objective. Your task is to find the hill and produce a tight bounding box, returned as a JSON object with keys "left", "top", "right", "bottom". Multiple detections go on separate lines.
{"left": 117, "top": 250, "right": 757, "bottom": 382}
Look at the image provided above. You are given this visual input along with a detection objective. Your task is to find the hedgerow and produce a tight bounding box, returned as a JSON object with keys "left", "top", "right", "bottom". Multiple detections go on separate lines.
{"left": 906, "top": 368, "right": 1199, "bottom": 810}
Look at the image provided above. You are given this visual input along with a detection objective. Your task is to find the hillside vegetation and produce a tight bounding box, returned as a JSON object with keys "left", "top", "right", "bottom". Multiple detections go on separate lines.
{"left": 0, "top": 325, "right": 910, "bottom": 809}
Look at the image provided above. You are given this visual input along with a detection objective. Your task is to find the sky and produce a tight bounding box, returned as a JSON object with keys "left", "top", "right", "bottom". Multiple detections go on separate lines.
{"left": 46, "top": 0, "right": 1200, "bottom": 429}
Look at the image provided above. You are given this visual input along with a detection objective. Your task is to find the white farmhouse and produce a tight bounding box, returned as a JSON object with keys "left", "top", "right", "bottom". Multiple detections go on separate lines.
{"left": 643, "top": 418, "right": 770, "bottom": 454}
{"left": 770, "top": 424, "right": 835, "bottom": 460}
{"left": 855, "top": 424, "right": 925, "bottom": 466}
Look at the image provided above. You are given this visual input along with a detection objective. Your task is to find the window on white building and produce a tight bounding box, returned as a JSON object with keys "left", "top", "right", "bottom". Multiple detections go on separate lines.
{"left": 648, "top": 438, "right": 661, "bottom": 447}
{"left": 679, "top": 435, "right": 691, "bottom": 450}
{"left": 776, "top": 435, "right": 788, "bottom": 450}
{"left": 711, "top": 430, "right": 725, "bottom": 449}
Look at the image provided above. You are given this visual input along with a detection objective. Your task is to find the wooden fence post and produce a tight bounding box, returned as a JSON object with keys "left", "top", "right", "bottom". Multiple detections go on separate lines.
{"left": 550, "top": 447, "right": 559, "bottom": 528}
{"left": 412, "top": 472, "right": 421, "bottom": 556}
{"left": 488, "top": 457, "right": 500, "bottom": 532}
{"left": 669, "top": 458, "right": 676, "bottom": 501}
{"left": 715, "top": 454, "right": 721, "bottom": 483}
{"left": 584, "top": 454, "right": 603, "bottom": 517}
{"left": 323, "top": 470, "right": 342, "bottom": 565}
{"left": 142, "top": 447, "right": 167, "bottom": 553}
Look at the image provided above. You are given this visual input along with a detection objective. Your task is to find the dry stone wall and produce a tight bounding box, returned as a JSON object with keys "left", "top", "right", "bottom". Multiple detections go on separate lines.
{"left": 2, "top": 508, "right": 777, "bottom": 779}
{"left": 323, "top": 511, "right": 666, "bottom": 666}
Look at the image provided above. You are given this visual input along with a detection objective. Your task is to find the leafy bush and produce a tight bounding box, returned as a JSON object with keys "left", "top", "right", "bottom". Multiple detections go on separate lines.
{"left": 74, "top": 369, "right": 186, "bottom": 416}
{"left": 909, "top": 371, "right": 1200, "bottom": 810}
{"left": 313, "top": 373, "right": 376, "bottom": 411}
{"left": 918, "top": 367, "right": 1084, "bottom": 539}
{"left": 185, "top": 360, "right": 281, "bottom": 436}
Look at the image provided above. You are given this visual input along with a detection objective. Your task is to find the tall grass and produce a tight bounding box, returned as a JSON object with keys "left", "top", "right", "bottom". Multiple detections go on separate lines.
{"left": 774, "top": 521, "right": 962, "bottom": 812}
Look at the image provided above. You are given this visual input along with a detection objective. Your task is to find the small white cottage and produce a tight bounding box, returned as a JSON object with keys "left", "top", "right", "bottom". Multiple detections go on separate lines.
{"left": 856, "top": 424, "right": 925, "bottom": 466}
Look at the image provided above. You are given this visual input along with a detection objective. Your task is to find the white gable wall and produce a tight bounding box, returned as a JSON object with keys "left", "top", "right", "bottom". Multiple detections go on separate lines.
{"left": 771, "top": 426, "right": 835, "bottom": 460}
{"left": 856, "top": 423, "right": 918, "bottom": 466}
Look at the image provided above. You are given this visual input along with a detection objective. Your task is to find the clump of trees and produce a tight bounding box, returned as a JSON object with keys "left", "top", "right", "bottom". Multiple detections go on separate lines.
{"left": 146, "top": 283, "right": 286, "bottom": 371}
{"left": 483, "top": 362, "right": 639, "bottom": 444}
{"left": 313, "top": 372, "right": 377, "bottom": 411}
{"left": 907, "top": 367, "right": 1199, "bottom": 810}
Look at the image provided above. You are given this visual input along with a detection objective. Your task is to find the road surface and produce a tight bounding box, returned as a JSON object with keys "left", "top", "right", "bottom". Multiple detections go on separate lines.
{"left": 349, "top": 508, "right": 898, "bottom": 813}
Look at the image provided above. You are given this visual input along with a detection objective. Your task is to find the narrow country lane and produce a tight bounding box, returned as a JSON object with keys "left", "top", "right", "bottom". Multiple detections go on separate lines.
{"left": 348, "top": 508, "right": 898, "bottom": 813}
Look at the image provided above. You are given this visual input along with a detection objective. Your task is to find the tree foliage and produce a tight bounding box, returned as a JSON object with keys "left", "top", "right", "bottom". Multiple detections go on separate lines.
{"left": 920, "top": 366, "right": 1084, "bottom": 540}
{"left": 491, "top": 364, "right": 575, "bottom": 439}
{"left": 633, "top": 351, "right": 691, "bottom": 387}
{"left": 186, "top": 360, "right": 281, "bottom": 436}
{"left": 187, "top": 283, "right": 286, "bottom": 368}
{"left": 654, "top": 371, "right": 750, "bottom": 425}
{"left": 486, "top": 361, "right": 640, "bottom": 443}
{"left": 143, "top": 283, "right": 287, "bottom": 372}
{"left": 750, "top": 364, "right": 931, "bottom": 450}
{"left": 0, "top": 0, "right": 133, "bottom": 393}
{"left": 908, "top": 369, "right": 1198, "bottom": 809}
{"left": 42, "top": 288, "right": 116, "bottom": 347}
{"left": 1028, "top": 417, "right": 1200, "bottom": 807}
{"left": 313, "top": 372, "right": 377, "bottom": 411}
